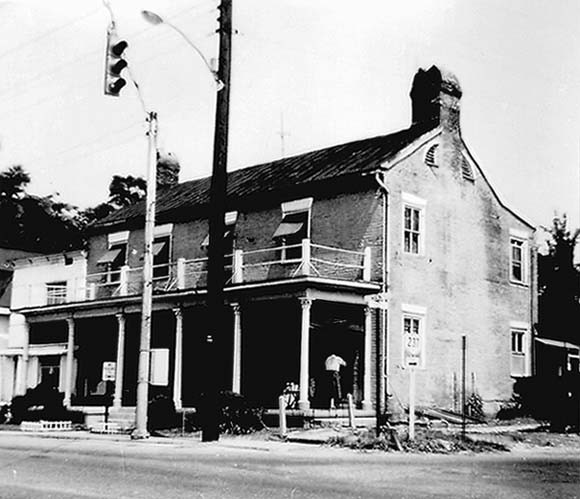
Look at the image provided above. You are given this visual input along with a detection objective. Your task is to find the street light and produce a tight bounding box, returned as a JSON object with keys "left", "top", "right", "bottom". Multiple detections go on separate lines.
{"left": 141, "top": 10, "right": 224, "bottom": 91}
{"left": 139, "top": 2, "right": 232, "bottom": 442}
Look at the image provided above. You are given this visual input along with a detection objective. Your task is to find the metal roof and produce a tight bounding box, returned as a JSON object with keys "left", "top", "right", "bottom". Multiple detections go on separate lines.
{"left": 94, "top": 123, "right": 431, "bottom": 230}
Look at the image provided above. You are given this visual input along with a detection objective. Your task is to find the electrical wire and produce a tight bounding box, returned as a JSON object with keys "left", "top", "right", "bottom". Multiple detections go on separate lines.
{"left": 0, "top": 3, "right": 218, "bottom": 104}
{"left": 0, "top": 7, "right": 102, "bottom": 61}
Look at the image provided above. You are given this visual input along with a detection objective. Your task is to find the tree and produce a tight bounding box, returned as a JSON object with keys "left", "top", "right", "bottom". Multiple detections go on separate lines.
{"left": 537, "top": 214, "right": 580, "bottom": 343}
{"left": 0, "top": 166, "right": 84, "bottom": 252}
{"left": 83, "top": 174, "right": 146, "bottom": 224}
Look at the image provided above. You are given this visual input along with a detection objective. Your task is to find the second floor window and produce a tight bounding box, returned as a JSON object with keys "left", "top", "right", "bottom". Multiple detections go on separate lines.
{"left": 152, "top": 236, "right": 171, "bottom": 278}
{"left": 273, "top": 210, "right": 310, "bottom": 261}
{"left": 403, "top": 206, "right": 422, "bottom": 254}
{"left": 97, "top": 242, "right": 127, "bottom": 283}
{"left": 509, "top": 236, "right": 528, "bottom": 284}
{"left": 46, "top": 281, "right": 67, "bottom": 305}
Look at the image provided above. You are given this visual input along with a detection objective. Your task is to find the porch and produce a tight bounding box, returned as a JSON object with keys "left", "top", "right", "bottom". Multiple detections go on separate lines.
{"left": 16, "top": 239, "right": 373, "bottom": 309}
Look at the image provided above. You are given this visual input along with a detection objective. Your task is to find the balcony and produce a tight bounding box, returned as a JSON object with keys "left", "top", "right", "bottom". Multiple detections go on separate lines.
{"left": 15, "top": 239, "right": 374, "bottom": 308}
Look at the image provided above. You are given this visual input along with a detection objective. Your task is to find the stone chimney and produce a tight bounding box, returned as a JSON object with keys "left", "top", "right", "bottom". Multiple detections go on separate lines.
{"left": 410, "top": 65, "right": 462, "bottom": 132}
{"left": 156, "top": 151, "right": 180, "bottom": 189}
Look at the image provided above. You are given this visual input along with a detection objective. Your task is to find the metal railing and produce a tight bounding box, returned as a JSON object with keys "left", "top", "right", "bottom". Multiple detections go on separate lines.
{"left": 14, "top": 240, "right": 372, "bottom": 308}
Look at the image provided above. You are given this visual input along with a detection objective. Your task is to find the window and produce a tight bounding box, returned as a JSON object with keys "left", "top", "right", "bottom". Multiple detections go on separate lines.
{"left": 152, "top": 235, "right": 171, "bottom": 278}
{"left": 201, "top": 212, "right": 237, "bottom": 274}
{"left": 273, "top": 198, "right": 312, "bottom": 261}
{"left": 98, "top": 231, "right": 129, "bottom": 283}
{"left": 509, "top": 231, "right": 528, "bottom": 284}
{"left": 402, "top": 193, "right": 425, "bottom": 255}
{"left": 510, "top": 328, "right": 527, "bottom": 377}
{"left": 46, "top": 281, "right": 67, "bottom": 305}
{"left": 404, "top": 206, "right": 421, "bottom": 254}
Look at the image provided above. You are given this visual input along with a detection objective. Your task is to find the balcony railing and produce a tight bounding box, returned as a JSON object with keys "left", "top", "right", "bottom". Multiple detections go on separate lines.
{"left": 15, "top": 239, "right": 372, "bottom": 308}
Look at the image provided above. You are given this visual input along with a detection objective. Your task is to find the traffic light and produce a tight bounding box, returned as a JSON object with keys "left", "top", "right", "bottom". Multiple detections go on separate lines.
{"left": 104, "top": 25, "right": 128, "bottom": 97}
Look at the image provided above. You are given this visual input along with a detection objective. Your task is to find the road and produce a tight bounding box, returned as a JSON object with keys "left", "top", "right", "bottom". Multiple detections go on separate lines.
{"left": 0, "top": 433, "right": 578, "bottom": 498}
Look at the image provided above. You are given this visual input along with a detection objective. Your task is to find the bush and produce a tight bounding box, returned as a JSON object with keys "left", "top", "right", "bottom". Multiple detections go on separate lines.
{"left": 147, "top": 387, "right": 178, "bottom": 431}
{"left": 187, "top": 391, "right": 266, "bottom": 435}
{"left": 9, "top": 382, "right": 83, "bottom": 424}
{"left": 217, "top": 391, "right": 266, "bottom": 434}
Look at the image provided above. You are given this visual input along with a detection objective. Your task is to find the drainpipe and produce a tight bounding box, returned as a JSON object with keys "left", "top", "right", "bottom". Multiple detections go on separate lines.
{"left": 374, "top": 171, "right": 390, "bottom": 418}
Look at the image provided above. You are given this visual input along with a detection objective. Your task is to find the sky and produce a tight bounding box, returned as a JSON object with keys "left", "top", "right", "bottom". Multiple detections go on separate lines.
{"left": 0, "top": 0, "right": 579, "bottom": 238}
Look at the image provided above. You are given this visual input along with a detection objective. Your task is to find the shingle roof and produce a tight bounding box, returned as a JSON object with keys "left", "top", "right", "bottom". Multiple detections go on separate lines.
{"left": 94, "top": 123, "right": 431, "bottom": 229}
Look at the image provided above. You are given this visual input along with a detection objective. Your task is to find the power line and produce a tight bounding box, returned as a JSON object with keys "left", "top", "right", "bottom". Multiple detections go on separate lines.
{"left": 0, "top": 7, "right": 101, "bottom": 61}
{"left": 0, "top": 4, "right": 219, "bottom": 104}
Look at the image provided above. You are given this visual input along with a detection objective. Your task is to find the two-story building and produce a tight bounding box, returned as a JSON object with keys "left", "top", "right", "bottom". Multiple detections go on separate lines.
{"left": 3, "top": 66, "right": 536, "bottom": 424}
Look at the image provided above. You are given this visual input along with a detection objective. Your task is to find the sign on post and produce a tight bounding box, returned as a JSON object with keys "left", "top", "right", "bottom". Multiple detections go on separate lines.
{"left": 102, "top": 361, "right": 116, "bottom": 381}
{"left": 403, "top": 319, "right": 423, "bottom": 368}
{"left": 150, "top": 348, "right": 169, "bottom": 386}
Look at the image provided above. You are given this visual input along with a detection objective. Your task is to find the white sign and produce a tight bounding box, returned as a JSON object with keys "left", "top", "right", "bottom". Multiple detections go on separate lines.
{"left": 366, "top": 293, "right": 388, "bottom": 309}
{"left": 150, "top": 348, "right": 169, "bottom": 386}
{"left": 403, "top": 320, "right": 423, "bottom": 368}
{"left": 102, "top": 361, "right": 116, "bottom": 381}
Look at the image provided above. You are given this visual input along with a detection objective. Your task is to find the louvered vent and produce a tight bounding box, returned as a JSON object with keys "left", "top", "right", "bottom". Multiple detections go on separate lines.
{"left": 425, "top": 144, "right": 439, "bottom": 167}
{"left": 461, "top": 157, "right": 474, "bottom": 181}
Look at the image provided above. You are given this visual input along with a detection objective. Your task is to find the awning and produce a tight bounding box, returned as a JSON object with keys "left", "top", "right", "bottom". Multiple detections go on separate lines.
{"left": 152, "top": 241, "right": 167, "bottom": 256}
{"left": 97, "top": 248, "right": 123, "bottom": 265}
{"left": 272, "top": 212, "right": 306, "bottom": 239}
{"left": 201, "top": 230, "right": 232, "bottom": 248}
{"left": 535, "top": 337, "right": 580, "bottom": 351}
{"left": 273, "top": 222, "right": 304, "bottom": 238}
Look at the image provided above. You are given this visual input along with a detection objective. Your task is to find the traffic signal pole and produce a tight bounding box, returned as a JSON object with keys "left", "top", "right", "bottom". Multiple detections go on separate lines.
{"left": 132, "top": 111, "right": 158, "bottom": 439}
{"left": 202, "top": 0, "right": 232, "bottom": 442}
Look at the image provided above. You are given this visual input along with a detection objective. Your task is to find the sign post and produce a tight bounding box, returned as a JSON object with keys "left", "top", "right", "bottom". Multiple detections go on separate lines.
{"left": 409, "top": 367, "right": 416, "bottom": 440}
{"left": 102, "top": 362, "right": 116, "bottom": 425}
{"left": 403, "top": 318, "right": 423, "bottom": 441}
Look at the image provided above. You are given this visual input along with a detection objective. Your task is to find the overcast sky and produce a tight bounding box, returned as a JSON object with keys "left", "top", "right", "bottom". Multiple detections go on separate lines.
{"left": 0, "top": 0, "right": 578, "bottom": 235}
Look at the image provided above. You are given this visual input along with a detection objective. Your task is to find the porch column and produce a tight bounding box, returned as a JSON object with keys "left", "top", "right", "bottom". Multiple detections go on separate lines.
{"left": 113, "top": 313, "right": 126, "bottom": 408}
{"left": 231, "top": 303, "right": 242, "bottom": 393}
{"left": 15, "top": 322, "right": 29, "bottom": 396}
{"left": 64, "top": 317, "right": 75, "bottom": 407}
{"left": 362, "top": 306, "right": 373, "bottom": 411}
{"left": 298, "top": 297, "right": 312, "bottom": 410}
{"left": 172, "top": 307, "right": 183, "bottom": 410}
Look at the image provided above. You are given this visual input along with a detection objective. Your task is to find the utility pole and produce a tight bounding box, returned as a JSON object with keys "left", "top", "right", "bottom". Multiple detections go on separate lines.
{"left": 133, "top": 111, "right": 158, "bottom": 439}
{"left": 202, "top": 0, "right": 232, "bottom": 442}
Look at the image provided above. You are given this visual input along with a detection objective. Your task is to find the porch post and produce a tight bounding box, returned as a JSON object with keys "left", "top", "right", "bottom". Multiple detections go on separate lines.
{"left": 64, "top": 317, "right": 75, "bottom": 407}
{"left": 362, "top": 306, "right": 373, "bottom": 411}
{"left": 15, "top": 322, "right": 29, "bottom": 396}
{"left": 298, "top": 297, "right": 312, "bottom": 410}
{"left": 172, "top": 307, "right": 183, "bottom": 410}
{"left": 231, "top": 303, "right": 242, "bottom": 393}
{"left": 113, "top": 313, "right": 126, "bottom": 408}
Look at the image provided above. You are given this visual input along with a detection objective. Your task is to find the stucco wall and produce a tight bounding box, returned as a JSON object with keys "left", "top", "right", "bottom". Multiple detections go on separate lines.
{"left": 382, "top": 130, "right": 534, "bottom": 414}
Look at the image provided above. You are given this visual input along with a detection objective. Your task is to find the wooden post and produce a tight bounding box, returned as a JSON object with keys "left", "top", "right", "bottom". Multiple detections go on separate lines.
{"left": 347, "top": 393, "right": 356, "bottom": 429}
{"left": 301, "top": 238, "right": 311, "bottom": 276}
{"left": 278, "top": 395, "right": 287, "bottom": 438}
{"left": 113, "top": 313, "right": 125, "bottom": 408}
{"left": 298, "top": 298, "right": 312, "bottom": 410}
{"left": 64, "top": 317, "right": 75, "bottom": 407}
{"left": 176, "top": 258, "right": 186, "bottom": 289}
{"left": 362, "top": 247, "right": 371, "bottom": 281}
{"left": 408, "top": 367, "right": 416, "bottom": 441}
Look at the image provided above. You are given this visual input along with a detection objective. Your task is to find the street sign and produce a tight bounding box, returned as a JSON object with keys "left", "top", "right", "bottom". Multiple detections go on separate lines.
{"left": 365, "top": 292, "right": 388, "bottom": 309}
{"left": 102, "top": 361, "right": 116, "bottom": 381}
{"left": 403, "top": 320, "right": 423, "bottom": 368}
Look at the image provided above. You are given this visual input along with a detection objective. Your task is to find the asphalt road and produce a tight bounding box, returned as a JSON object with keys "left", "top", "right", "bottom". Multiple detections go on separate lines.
{"left": 0, "top": 433, "right": 578, "bottom": 498}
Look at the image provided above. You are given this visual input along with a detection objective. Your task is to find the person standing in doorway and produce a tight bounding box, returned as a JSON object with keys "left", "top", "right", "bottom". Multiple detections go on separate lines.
{"left": 325, "top": 353, "right": 346, "bottom": 409}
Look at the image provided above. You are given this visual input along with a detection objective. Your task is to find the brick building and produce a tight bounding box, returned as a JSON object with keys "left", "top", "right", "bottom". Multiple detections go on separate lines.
{"left": 3, "top": 66, "right": 535, "bottom": 424}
